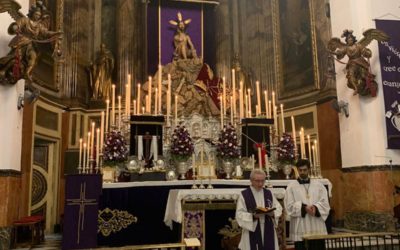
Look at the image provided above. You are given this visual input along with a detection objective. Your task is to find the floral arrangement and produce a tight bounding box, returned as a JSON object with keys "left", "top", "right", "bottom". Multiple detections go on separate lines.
{"left": 277, "top": 133, "right": 296, "bottom": 164}
{"left": 216, "top": 124, "right": 240, "bottom": 160}
{"left": 103, "top": 130, "right": 128, "bottom": 166}
{"left": 170, "top": 124, "right": 194, "bottom": 161}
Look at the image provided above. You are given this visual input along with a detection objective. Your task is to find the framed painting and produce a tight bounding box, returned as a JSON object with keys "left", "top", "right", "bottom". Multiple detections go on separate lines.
{"left": 272, "top": 0, "right": 319, "bottom": 98}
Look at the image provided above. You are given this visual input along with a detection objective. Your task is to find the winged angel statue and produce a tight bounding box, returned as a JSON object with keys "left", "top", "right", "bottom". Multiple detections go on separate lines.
{"left": 0, "top": 0, "right": 62, "bottom": 86}
{"left": 328, "top": 29, "right": 389, "bottom": 97}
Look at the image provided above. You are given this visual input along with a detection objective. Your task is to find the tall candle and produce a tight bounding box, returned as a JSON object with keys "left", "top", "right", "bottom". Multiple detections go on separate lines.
{"left": 268, "top": 100, "right": 272, "bottom": 118}
{"left": 244, "top": 93, "right": 248, "bottom": 118}
{"left": 111, "top": 84, "right": 116, "bottom": 126}
{"left": 167, "top": 74, "right": 171, "bottom": 126}
{"left": 174, "top": 94, "right": 178, "bottom": 126}
{"left": 273, "top": 106, "right": 278, "bottom": 133}
{"left": 265, "top": 154, "right": 269, "bottom": 176}
{"left": 148, "top": 76, "right": 152, "bottom": 113}
{"left": 127, "top": 74, "right": 131, "bottom": 117}
{"left": 100, "top": 111, "right": 104, "bottom": 154}
{"left": 256, "top": 81, "right": 261, "bottom": 115}
{"left": 314, "top": 139, "right": 319, "bottom": 166}
{"left": 118, "top": 96, "right": 121, "bottom": 131}
{"left": 133, "top": 100, "right": 136, "bottom": 115}
{"left": 300, "top": 127, "right": 305, "bottom": 158}
{"left": 230, "top": 95, "right": 233, "bottom": 125}
{"left": 125, "top": 84, "right": 129, "bottom": 116}
{"left": 247, "top": 89, "right": 252, "bottom": 118}
{"left": 307, "top": 135, "right": 312, "bottom": 162}
{"left": 222, "top": 77, "right": 226, "bottom": 115}
{"left": 220, "top": 95, "right": 223, "bottom": 128}
{"left": 145, "top": 95, "right": 149, "bottom": 114}
{"left": 312, "top": 145, "right": 316, "bottom": 175}
{"left": 158, "top": 65, "right": 162, "bottom": 114}
{"left": 239, "top": 81, "right": 244, "bottom": 120}
{"left": 272, "top": 91, "right": 276, "bottom": 116}
{"left": 154, "top": 88, "right": 158, "bottom": 115}
{"left": 78, "top": 138, "right": 83, "bottom": 168}
{"left": 291, "top": 116, "right": 297, "bottom": 156}
{"left": 83, "top": 143, "right": 87, "bottom": 173}
{"left": 257, "top": 147, "right": 262, "bottom": 169}
{"left": 105, "top": 99, "right": 110, "bottom": 133}
{"left": 280, "top": 104, "right": 285, "bottom": 133}
{"left": 87, "top": 132, "right": 91, "bottom": 170}
{"left": 232, "top": 69, "right": 236, "bottom": 117}
{"left": 96, "top": 128, "right": 100, "bottom": 168}
{"left": 137, "top": 83, "right": 141, "bottom": 115}
{"left": 91, "top": 122, "right": 95, "bottom": 159}
{"left": 264, "top": 91, "right": 268, "bottom": 118}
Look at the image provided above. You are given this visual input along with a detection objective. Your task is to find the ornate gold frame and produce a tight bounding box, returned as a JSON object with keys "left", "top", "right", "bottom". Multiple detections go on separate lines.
{"left": 271, "top": 0, "right": 320, "bottom": 99}
{"left": 102, "top": 167, "right": 115, "bottom": 183}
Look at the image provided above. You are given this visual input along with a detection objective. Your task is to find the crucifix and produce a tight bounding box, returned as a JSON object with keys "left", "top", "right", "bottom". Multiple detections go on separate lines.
{"left": 66, "top": 182, "right": 97, "bottom": 245}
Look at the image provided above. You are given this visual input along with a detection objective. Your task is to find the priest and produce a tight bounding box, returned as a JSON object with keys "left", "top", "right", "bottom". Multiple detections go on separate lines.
{"left": 235, "top": 169, "right": 282, "bottom": 250}
{"left": 284, "top": 159, "right": 330, "bottom": 250}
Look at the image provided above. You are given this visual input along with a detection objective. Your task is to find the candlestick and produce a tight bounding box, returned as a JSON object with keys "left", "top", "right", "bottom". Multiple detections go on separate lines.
{"left": 220, "top": 95, "right": 223, "bottom": 128}
{"left": 257, "top": 147, "right": 262, "bottom": 169}
{"left": 230, "top": 95, "right": 233, "bottom": 125}
{"left": 133, "top": 100, "right": 136, "bottom": 115}
{"left": 91, "top": 122, "right": 95, "bottom": 160}
{"left": 291, "top": 116, "right": 297, "bottom": 156}
{"left": 127, "top": 74, "right": 131, "bottom": 117}
{"left": 247, "top": 89, "right": 252, "bottom": 118}
{"left": 280, "top": 104, "right": 285, "bottom": 133}
{"left": 148, "top": 76, "right": 152, "bottom": 113}
{"left": 272, "top": 91, "right": 276, "bottom": 116}
{"left": 78, "top": 138, "right": 83, "bottom": 169}
{"left": 154, "top": 88, "right": 158, "bottom": 115}
{"left": 87, "top": 132, "right": 91, "bottom": 170}
{"left": 83, "top": 143, "right": 87, "bottom": 173}
{"left": 174, "top": 94, "right": 178, "bottom": 126}
{"left": 167, "top": 74, "right": 171, "bottom": 125}
{"left": 105, "top": 99, "right": 110, "bottom": 133}
{"left": 111, "top": 84, "right": 116, "bottom": 126}
{"left": 137, "top": 83, "right": 141, "bottom": 115}
{"left": 256, "top": 81, "right": 261, "bottom": 116}
{"left": 100, "top": 111, "right": 104, "bottom": 154}
{"left": 312, "top": 145, "right": 316, "bottom": 176}
{"left": 265, "top": 154, "right": 269, "bottom": 176}
{"left": 268, "top": 100, "right": 272, "bottom": 118}
{"left": 222, "top": 76, "right": 226, "bottom": 116}
{"left": 125, "top": 84, "right": 129, "bottom": 116}
{"left": 96, "top": 128, "right": 100, "bottom": 169}
{"left": 264, "top": 91, "right": 268, "bottom": 118}
{"left": 307, "top": 135, "right": 312, "bottom": 162}
{"left": 232, "top": 69, "right": 236, "bottom": 117}
{"left": 158, "top": 64, "right": 162, "bottom": 114}
{"left": 239, "top": 81, "right": 244, "bottom": 119}
{"left": 300, "top": 127, "right": 305, "bottom": 159}
{"left": 118, "top": 96, "right": 121, "bottom": 131}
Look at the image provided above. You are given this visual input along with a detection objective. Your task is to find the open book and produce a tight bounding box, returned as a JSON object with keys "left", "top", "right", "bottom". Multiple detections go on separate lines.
{"left": 253, "top": 207, "right": 276, "bottom": 214}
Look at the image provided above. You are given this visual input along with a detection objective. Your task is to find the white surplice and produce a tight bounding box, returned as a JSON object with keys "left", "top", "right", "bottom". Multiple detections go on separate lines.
{"left": 284, "top": 179, "right": 330, "bottom": 242}
{"left": 235, "top": 186, "right": 282, "bottom": 250}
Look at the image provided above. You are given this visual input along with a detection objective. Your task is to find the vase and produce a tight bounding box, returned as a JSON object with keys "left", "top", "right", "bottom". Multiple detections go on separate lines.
{"left": 176, "top": 160, "right": 188, "bottom": 179}
{"left": 283, "top": 164, "right": 293, "bottom": 179}
{"left": 223, "top": 160, "right": 234, "bottom": 179}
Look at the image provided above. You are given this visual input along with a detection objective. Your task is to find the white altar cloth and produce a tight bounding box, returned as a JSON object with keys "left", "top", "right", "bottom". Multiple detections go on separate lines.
{"left": 163, "top": 188, "right": 286, "bottom": 229}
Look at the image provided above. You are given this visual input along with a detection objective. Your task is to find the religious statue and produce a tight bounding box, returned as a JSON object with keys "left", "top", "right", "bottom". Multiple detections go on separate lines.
{"left": 328, "top": 29, "right": 389, "bottom": 96}
{"left": 169, "top": 12, "right": 197, "bottom": 60}
{"left": 0, "top": 0, "right": 62, "bottom": 85}
{"left": 88, "top": 43, "right": 114, "bottom": 100}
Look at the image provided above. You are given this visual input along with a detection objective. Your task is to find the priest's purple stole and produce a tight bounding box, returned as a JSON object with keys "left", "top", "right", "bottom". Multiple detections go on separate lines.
{"left": 242, "top": 188, "right": 275, "bottom": 250}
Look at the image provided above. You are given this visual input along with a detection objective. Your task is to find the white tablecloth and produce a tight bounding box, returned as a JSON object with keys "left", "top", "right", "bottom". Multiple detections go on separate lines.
{"left": 163, "top": 188, "right": 286, "bottom": 229}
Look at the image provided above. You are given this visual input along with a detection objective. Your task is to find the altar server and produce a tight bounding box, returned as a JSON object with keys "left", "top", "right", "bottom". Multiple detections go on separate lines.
{"left": 236, "top": 169, "right": 282, "bottom": 250}
{"left": 284, "top": 159, "right": 330, "bottom": 250}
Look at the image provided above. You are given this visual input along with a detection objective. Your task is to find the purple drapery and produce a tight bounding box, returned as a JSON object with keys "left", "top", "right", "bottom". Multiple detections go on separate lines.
{"left": 376, "top": 20, "right": 400, "bottom": 149}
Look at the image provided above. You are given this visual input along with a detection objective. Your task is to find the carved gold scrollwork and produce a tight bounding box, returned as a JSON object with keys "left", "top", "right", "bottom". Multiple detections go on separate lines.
{"left": 98, "top": 207, "right": 138, "bottom": 237}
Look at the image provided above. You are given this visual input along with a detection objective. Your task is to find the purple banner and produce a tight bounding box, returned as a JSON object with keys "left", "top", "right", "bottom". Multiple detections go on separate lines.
{"left": 376, "top": 19, "right": 400, "bottom": 149}
{"left": 160, "top": 2, "right": 202, "bottom": 65}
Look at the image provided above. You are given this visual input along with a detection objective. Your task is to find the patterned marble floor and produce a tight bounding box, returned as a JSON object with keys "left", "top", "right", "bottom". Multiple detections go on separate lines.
{"left": 13, "top": 234, "right": 61, "bottom": 250}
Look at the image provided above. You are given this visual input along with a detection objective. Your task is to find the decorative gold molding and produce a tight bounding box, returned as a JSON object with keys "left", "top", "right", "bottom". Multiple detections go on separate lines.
{"left": 98, "top": 208, "right": 138, "bottom": 237}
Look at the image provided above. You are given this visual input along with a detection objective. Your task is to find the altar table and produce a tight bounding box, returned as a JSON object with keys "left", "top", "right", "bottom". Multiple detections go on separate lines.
{"left": 98, "top": 179, "right": 332, "bottom": 248}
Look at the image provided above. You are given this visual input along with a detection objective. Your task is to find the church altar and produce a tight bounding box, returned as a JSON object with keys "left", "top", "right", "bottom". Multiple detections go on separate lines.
{"left": 98, "top": 179, "right": 332, "bottom": 249}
